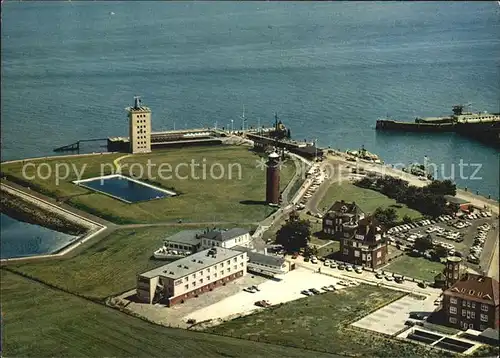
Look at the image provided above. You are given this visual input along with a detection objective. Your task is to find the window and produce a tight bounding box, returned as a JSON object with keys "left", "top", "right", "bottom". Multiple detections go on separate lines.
{"left": 233, "top": 258, "right": 237, "bottom": 263}
{"left": 462, "top": 310, "right": 466, "bottom": 317}
{"left": 199, "top": 279, "right": 203, "bottom": 284}
{"left": 354, "top": 250, "right": 360, "bottom": 258}
{"left": 228, "top": 267, "right": 231, "bottom": 272}
{"left": 233, "top": 265, "right": 237, "bottom": 270}
{"left": 221, "top": 262, "right": 224, "bottom": 267}
{"left": 184, "top": 277, "right": 188, "bottom": 282}
{"left": 240, "top": 263, "right": 243, "bottom": 267}
{"left": 377, "top": 251, "right": 381, "bottom": 258}
{"left": 227, "top": 260, "right": 230, "bottom": 265}
{"left": 449, "top": 306, "right": 457, "bottom": 314}
{"left": 462, "top": 300, "right": 467, "bottom": 307}
{"left": 184, "top": 284, "right": 188, "bottom": 289}
{"left": 199, "top": 270, "right": 203, "bottom": 275}
{"left": 471, "top": 302, "right": 475, "bottom": 309}
{"left": 192, "top": 274, "right": 196, "bottom": 279}
{"left": 214, "top": 272, "right": 217, "bottom": 278}
{"left": 467, "top": 301, "right": 471, "bottom": 308}
{"left": 450, "top": 297, "right": 458, "bottom": 304}
{"left": 449, "top": 317, "right": 457, "bottom": 324}
{"left": 221, "top": 270, "right": 224, "bottom": 275}
{"left": 207, "top": 276, "right": 210, "bottom": 281}
{"left": 481, "top": 304, "right": 489, "bottom": 312}
{"left": 480, "top": 314, "right": 488, "bottom": 322}
{"left": 343, "top": 248, "right": 349, "bottom": 255}
{"left": 471, "top": 312, "right": 475, "bottom": 319}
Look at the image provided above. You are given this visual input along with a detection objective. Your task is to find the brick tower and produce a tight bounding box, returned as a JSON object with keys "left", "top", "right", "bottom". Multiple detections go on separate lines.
{"left": 266, "top": 152, "right": 280, "bottom": 205}
{"left": 445, "top": 256, "right": 462, "bottom": 288}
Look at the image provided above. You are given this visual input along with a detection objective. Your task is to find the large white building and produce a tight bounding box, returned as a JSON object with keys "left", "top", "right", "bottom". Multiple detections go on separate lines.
{"left": 200, "top": 228, "right": 251, "bottom": 249}
{"left": 137, "top": 247, "right": 247, "bottom": 306}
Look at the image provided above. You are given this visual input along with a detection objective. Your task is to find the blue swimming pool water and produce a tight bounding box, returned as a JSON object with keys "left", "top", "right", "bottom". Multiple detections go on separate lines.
{"left": 78, "top": 176, "right": 175, "bottom": 203}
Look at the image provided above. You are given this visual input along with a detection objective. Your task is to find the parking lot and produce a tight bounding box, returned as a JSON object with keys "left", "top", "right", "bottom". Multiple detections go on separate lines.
{"left": 352, "top": 295, "right": 437, "bottom": 335}
{"left": 117, "top": 268, "right": 348, "bottom": 329}
{"left": 386, "top": 212, "right": 496, "bottom": 265}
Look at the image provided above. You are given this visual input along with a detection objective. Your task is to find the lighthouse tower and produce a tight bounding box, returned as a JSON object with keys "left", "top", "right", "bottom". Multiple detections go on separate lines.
{"left": 126, "top": 96, "right": 152, "bottom": 154}
{"left": 266, "top": 152, "right": 280, "bottom": 205}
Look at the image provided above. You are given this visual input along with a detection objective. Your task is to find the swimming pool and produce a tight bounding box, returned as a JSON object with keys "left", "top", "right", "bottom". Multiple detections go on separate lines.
{"left": 74, "top": 175, "right": 176, "bottom": 203}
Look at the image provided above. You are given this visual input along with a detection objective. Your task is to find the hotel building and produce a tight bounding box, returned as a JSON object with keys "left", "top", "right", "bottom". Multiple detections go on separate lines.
{"left": 443, "top": 273, "right": 499, "bottom": 331}
{"left": 137, "top": 247, "right": 247, "bottom": 306}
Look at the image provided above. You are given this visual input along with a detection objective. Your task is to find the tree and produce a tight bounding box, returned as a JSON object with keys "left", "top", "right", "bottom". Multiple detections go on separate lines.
{"left": 276, "top": 219, "right": 311, "bottom": 253}
{"left": 414, "top": 235, "right": 433, "bottom": 253}
{"left": 374, "top": 207, "right": 398, "bottom": 227}
{"left": 402, "top": 215, "right": 413, "bottom": 224}
{"left": 424, "top": 179, "right": 456, "bottom": 196}
{"left": 433, "top": 245, "right": 449, "bottom": 259}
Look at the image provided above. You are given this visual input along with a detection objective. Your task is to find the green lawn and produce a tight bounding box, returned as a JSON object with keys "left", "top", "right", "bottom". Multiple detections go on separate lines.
{"left": 319, "top": 182, "right": 422, "bottom": 221}
{"left": 208, "top": 284, "right": 448, "bottom": 357}
{"left": 383, "top": 255, "right": 445, "bottom": 282}
{"left": 0, "top": 271, "right": 336, "bottom": 358}
{"left": 9, "top": 226, "right": 241, "bottom": 300}
{"left": 1, "top": 146, "right": 295, "bottom": 224}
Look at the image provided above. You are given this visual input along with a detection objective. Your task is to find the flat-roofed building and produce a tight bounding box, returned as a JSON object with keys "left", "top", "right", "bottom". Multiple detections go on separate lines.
{"left": 137, "top": 247, "right": 247, "bottom": 306}
{"left": 232, "top": 246, "right": 290, "bottom": 276}
{"left": 443, "top": 273, "right": 499, "bottom": 331}
{"left": 162, "top": 230, "right": 204, "bottom": 254}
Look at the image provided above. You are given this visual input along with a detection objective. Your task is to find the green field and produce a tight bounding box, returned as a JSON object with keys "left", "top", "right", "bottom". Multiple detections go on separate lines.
{"left": 383, "top": 255, "right": 445, "bottom": 282}
{"left": 1, "top": 146, "right": 295, "bottom": 224}
{"left": 0, "top": 271, "right": 336, "bottom": 358}
{"left": 208, "top": 284, "right": 447, "bottom": 357}
{"left": 319, "top": 182, "right": 422, "bottom": 220}
{"left": 10, "top": 226, "right": 244, "bottom": 300}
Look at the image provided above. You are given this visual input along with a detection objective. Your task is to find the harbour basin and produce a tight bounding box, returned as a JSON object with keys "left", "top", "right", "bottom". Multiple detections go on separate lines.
{"left": 73, "top": 174, "right": 176, "bottom": 203}
{"left": 0, "top": 213, "right": 78, "bottom": 259}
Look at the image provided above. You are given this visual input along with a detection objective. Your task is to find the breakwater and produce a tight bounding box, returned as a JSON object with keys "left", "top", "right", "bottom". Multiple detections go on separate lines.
{"left": 375, "top": 120, "right": 500, "bottom": 148}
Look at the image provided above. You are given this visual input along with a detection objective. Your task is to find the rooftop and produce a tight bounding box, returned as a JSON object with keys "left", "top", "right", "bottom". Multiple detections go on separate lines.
{"left": 201, "top": 228, "right": 249, "bottom": 242}
{"left": 444, "top": 195, "right": 470, "bottom": 205}
{"left": 139, "top": 247, "right": 243, "bottom": 280}
{"left": 231, "top": 246, "right": 286, "bottom": 267}
{"left": 163, "top": 230, "right": 204, "bottom": 246}
{"left": 445, "top": 273, "right": 499, "bottom": 305}
{"left": 326, "top": 200, "right": 364, "bottom": 216}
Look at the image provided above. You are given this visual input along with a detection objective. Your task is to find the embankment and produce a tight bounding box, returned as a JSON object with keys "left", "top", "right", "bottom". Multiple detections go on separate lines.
{"left": 1, "top": 189, "right": 87, "bottom": 236}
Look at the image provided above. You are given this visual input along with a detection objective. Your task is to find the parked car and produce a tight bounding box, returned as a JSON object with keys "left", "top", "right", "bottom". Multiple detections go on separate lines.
{"left": 395, "top": 277, "right": 404, "bottom": 284}
{"left": 330, "top": 262, "right": 337, "bottom": 269}
{"left": 345, "top": 265, "right": 353, "bottom": 272}
{"left": 375, "top": 273, "right": 384, "bottom": 279}
{"left": 355, "top": 267, "right": 363, "bottom": 274}
{"left": 309, "top": 288, "right": 321, "bottom": 295}
{"left": 385, "top": 276, "right": 394, "bottom": 281}
{"left": 338, "top": 264, "right": 346, "bottom": 270}
{"left": 255, "top": 300, "right": 271, "bottom": 307}
{"left": 301, "top": 290, "right": 313, "bottom": 296}
{"left": 244, "top": 287, "right": 257, "bottom": 293}
{"left": 251, "top": 285, "right": 260, "bottom": 292}
{"left": 418, "top": 282, "right": 428, "bottom": 288}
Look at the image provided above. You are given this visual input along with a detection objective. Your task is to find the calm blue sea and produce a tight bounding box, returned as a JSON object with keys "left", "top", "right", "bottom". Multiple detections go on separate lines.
{"left": 1, "top": 2, "right": 499, "bottom": 204}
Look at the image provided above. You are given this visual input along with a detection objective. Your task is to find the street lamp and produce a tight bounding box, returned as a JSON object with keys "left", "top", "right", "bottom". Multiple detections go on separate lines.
{"left": 231, "top": 119, "right": 234, "bottom": 133}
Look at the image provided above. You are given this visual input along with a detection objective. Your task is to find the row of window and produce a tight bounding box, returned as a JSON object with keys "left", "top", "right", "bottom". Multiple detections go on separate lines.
{"left": 449, "top": 306, "right": 489, "bottom": 322}
{"left": 450, "top": 298, "right": 489, "bottom": 311}
{"left": 182, "top": 265, "right": 244, "bottom": 290}
{"left": 136, "top": 115, "right": 147, "bottom": 119}
{"left": 166, "top": 242, "right": 192, "bottom": 251}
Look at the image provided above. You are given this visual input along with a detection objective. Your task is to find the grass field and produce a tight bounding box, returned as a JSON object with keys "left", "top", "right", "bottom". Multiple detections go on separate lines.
{"left": 208, "top": 284, "right": 447, "bottom": 357}
{"left": 319, "top": 182, "right": 422, "bottom": 221}
{"left": 10, "top": 226, "right": 243, "bottom": 300}
{"left": 1, "top": 146, "right": 295, "bottom": 224}
{"left": 383, "top": 255, "right": 445, "bottom": 282}
{"left": 0, "top": 271, "right": 337, "bottom": 358}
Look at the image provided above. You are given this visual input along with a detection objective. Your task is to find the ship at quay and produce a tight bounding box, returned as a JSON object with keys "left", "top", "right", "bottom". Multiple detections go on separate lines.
{"left": 375, "top": 105, "right": 500, "bottom": 148}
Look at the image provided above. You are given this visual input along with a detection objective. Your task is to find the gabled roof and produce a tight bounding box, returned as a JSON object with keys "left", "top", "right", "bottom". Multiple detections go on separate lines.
{"left": 444, "top": 273, "right": 500, "bottom": 306}
{"left": 164, "top": 230, "right": 204, "bottom": 246}
{"left": 327, "top": 200, "right": 364, "bottom": 216}
{"left": 200, "top": 228, "right": 249, "bottom": 242}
